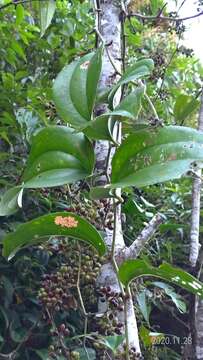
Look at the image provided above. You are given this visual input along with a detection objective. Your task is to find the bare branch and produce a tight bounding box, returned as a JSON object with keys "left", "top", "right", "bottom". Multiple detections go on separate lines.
{"left": 0, "top": 317, "right": 41, "bottom": 360}
{"left": 189, "top": 91, "right": 203, "bottom": 268}
{"left": 124, "top": 213, "right": 164, "bottom": 260}
{"left": 128, "top": 10, "right": 203, "bottom": 23}
{"left": 0, "top": 0, "right": 47, "bottom": 11}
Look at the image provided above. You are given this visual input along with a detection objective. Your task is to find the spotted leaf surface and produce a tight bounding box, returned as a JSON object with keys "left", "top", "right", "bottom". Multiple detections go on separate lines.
{"left": 118, "top": 260, "right": 203, "bottom": 298}
{"left": 111, "top": 126, "right": 203, "bottom": 188}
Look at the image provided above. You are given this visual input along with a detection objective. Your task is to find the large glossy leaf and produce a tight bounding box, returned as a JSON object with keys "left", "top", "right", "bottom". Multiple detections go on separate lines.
{"left": 118, "top": 260, "right": 203, "bottom": 298}
{"left": 111, "top": 126, "right": 203, "bottom": 188}
{"left": 86, "top": 46, "right": 103, "bottom": 114}
{"left": 110, "top": 86, "right": 144, "bottom": 119}
{"left": 22, "top": 125, "right": 94, "bottom": 188}
{"left": 108, "top": 59, "right": 154, "bottom": 108}
{"left": 174, "top": 94, "right": 199, "bottom": 123}
{"left": 39, "top": 0, "right": 56, "bottom": 37}
{"left": 84, "top": 116, "right": 116, "bottom": 141}
{"left": 84, "top": 87, "right": 144, "bottom": 141}
{"left": 3, "top": 212, "right": 106, "bottom": 259}
{"left": 53, "top": 49, "right": 102, "bottom": 129}
{"left": 0, "top": 186, "right": 23, "bottom": 216}
{"left": 53, "top": 60, "right": 87, "bottom": 128}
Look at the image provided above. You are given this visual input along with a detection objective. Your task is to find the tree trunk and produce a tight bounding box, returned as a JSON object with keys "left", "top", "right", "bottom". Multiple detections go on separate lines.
{"left": 188, "top": 92, "right": 203, "bottom": 359}
{"left": 94, "top": 0, "right": 141, "bottom": 356}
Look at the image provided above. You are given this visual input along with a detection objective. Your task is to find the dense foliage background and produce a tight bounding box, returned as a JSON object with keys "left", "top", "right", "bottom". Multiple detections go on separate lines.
{"left": 0, "top": 0, "right": 203, "bottom": 359}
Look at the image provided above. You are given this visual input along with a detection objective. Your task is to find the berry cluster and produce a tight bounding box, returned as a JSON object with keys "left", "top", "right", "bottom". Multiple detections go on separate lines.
{"left": 95, "top": 286, "right": 125, "bottom": 336}
{"left": 38, "top": 242, "right": 105, "bottom": 313}
{"left": 116, "top": 348, "right": 144, "bottom": 360}
{"left": 67, "top": 198, "right": 114, "bottom": 231}
{"left": 38, "top": 268, "right": 78, "bottom": 312}
{"left": 149, "top": 51, "right": 165, "bottom": 82}
{"left": 45, "top": 101, "right": 57, "bottom": 121}
{"left": 178, "top": 46, "right": 194, "bottom": 58}
{"left": 48, "top": 324, "right": 70, "bottom": 359}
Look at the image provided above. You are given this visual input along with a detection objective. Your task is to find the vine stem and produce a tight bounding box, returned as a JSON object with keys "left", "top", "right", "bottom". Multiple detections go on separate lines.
{"left": 76, "top": 245, "right": 90, "bottom": 360}
{"left": 111, "top": 200, "right": 130, "bottom": 360}
{"left": 0, "top": 0, "right": 48, "bottom": 11}
{"left": 145, "top": 92, "right": 159, "bottom": 120}
{"left": 128, "top": 10, "right": 203, "bottom": 23}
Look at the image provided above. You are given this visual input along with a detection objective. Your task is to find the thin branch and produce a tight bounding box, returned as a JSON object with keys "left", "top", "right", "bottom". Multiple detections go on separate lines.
{"left": 76, "top": 245, "right": 90, "bottom": 360}
{"left": 0, "top": 317, "right": 41, "bottom": 360}
{"left": 145, "top": 92, "right": 159, "bottom": 120}
{"left": 189, "top": 91, "right": 203, "bottom": 268}
{"left": 124, "top": 213, "right": 164, "bottom": 260}
{"left": 128, "top": 10, "right": 203, "bottom": 23}
{"left": 0, "top": 0, "right": 47, "bottom": 11}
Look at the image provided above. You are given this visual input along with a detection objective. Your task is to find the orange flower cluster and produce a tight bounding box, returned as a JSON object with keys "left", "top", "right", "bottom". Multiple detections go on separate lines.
{"left": 54, "top": 216, "right": 78, "bottom": 228}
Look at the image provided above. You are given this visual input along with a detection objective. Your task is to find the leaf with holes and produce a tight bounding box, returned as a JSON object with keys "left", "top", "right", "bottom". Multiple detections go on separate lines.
{"left": 21, "top": 125, "right": 94, "bottom": 188}
{"left": 110, "top": 126, "right": 203, "bottom": 188}
{"left": 39, "top": 0, "right": 56, "bottom": 37}
{"left": 108, "top": 59, "right": 154, "bottom": 108}
{"left": 53, "top": 49, "right": 102, "bottom": 129}
{"left": 118, "top": 260, "right": 203, "bottom": 298}
{"left": 3, "top": 212, "right": 106, "bottom": 259}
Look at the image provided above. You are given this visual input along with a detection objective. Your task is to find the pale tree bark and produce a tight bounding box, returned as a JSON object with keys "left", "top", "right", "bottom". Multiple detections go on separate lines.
{"left": 188, "top": 92, "right": 203, "bottom": 360}
{"left": 93, "top": 1, "right": 164, "bottom": 357}
{"left": 94, "top": 0, "right": 141, "bottom": 356}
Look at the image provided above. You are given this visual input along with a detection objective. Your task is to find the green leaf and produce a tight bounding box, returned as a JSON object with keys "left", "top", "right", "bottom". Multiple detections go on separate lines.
{"left": 84, "top": 116, "right": 115, "bottom": 141}
{"left": 86, "top": 46, "right": 103, "bottom": 114}
{"left": 53, "top": 49, "right": 102, "bottom": 129}
{"left": 111, "top": 126, "right": 203, "bottom": 188}
{"left": 110, "top": 86, "right": 144, "bottom": 119}
{"left": 118, "top": 259, "right": 203, "bottom": 298}
{"left": 152, "top": 281, "right": 186, "bottom": 313}
{"left": 89, "top": 186, "right": 115, "bottom": 200}
{"left": 35, "top": 350, "right": 49, "bottom": 360}
{"left": 108, "top": 59, "right": 154, "bottom": 108}
{"left": 39, "top": 0, "right": 56, "bottom": 37}
{"left": 84, "top": 87, "right": 144, "bottom": 141}
{"left": 16, "top": 4, "right": 25, "bottom": 25}
{"left": 136, "top": 291, "right": 151, "bottom": 324}
{"left": 11, "top": 40, "right": 26, "bottom": 61}
{"left": 74, "top": 348, "right": 96, "bottom": 360}
{"left": 53, "top": 60, "right": 88, "bottom": 128}
{"left": 3, "top": 212, "right": 106, "bottom": 259}
{"left": 174, "top": 94, "right": 199, "bottom": 123}
{"left": 0, "top": 186, "right": 23, "bottom": 216}
{"left": 70, "top": 54, "right": 92, "bottom": 120}
{"left": 21, "top": 125, "right": 94, "bottom": 188}
{"left": 102, "top": 335, "right": 125, "bottom": 353}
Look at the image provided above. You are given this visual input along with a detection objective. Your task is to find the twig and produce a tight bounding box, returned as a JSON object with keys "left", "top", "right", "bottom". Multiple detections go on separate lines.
{"left": 46, "top": 308, "right": 68, "bottom": 356}
{"left": 124, "top": 213, "right": 164, "bottom": 260}
{"left": 76, "top": 245, "right": 90, "bottom": 360}
{"left": 94, "top": 27, "right": 122, "bottom": 75}
{"left": 128, "top": 10, "right": 203, "bottom": 23}
{"left": 93, "top": 0, "right": 101, "bottom": 48}
{"left": 0, "top": 316, "right": 41, "bottom": 360}
{"left": 111, "top": 201, "right": 130, "bottom": 360}
{"left": 0, "top": 0, "right": 47, "bottom": 11}
{"left": 145, "top": 92, "right": 159, "bottom": 120}
{"left": 189, "top": 91, "right": 203, "bottom": 267}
